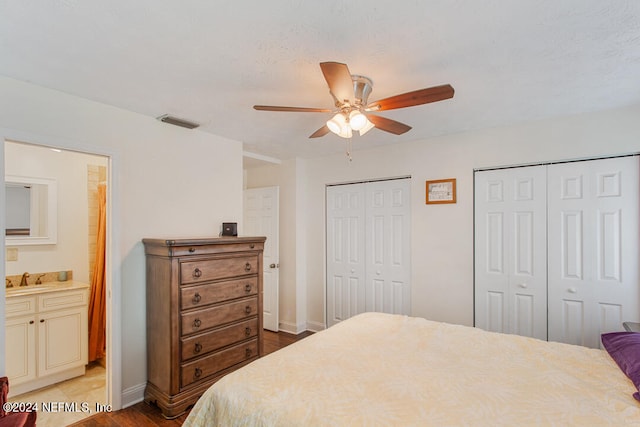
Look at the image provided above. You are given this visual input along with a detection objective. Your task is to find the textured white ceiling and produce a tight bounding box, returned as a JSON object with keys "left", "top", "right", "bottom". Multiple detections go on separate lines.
{"left": 1, "top": 1, "right": 639, "bottom": 163}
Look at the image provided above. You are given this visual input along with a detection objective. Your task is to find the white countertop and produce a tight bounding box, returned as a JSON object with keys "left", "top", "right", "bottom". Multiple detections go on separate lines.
{"left": 5, "top": 280, "right": 90, "bottom": 297}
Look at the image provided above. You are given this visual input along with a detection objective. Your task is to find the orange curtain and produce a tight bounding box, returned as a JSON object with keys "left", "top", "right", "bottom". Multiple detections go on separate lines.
{"left": 88, "top": 184, "right": 107, "bottom": 362}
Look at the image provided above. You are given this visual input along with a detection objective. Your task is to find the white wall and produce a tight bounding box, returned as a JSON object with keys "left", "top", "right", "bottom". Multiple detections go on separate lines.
{"left": 5, "top": 141, "right": 107, "bottom": 282}
{"left": 0, "top": 76, "right": 244, "bottom": 407}
{"left": 248, "top": 104, "right": 640, "bottom": 330}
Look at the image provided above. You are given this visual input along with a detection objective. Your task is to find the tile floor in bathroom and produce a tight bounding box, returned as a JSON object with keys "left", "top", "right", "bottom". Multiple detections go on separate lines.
{"left": 8, "top": 362, "right": 106, "bottom": 427}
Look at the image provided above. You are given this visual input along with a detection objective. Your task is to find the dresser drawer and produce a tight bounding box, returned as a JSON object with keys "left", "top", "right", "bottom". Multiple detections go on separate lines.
{"left": 180, "top": 277, "right": 257, "bottom": 310}
{"left": 181, "top": 318, "right": 258, "bottom": 361}
{"left": 181, "top": 338, "right": 258, "bottom": 388}
{"left": 180, "top": 256, "right": 259, "bottom": 284}
{"left": 181, "top": 297, "right": 258, "bottom": 336}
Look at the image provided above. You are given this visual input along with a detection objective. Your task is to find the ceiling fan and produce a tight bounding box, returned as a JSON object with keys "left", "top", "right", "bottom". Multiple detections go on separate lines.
{"left": 254, "top": 62, "right": 455, "bottom": 139}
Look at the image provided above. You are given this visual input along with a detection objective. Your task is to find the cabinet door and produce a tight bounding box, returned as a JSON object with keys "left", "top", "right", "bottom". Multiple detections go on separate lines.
{"left": 5, "top": 315, "right": 36, "bottom": 385}
{"left": 38, "top": 307, "right": 88, "bottom": 376}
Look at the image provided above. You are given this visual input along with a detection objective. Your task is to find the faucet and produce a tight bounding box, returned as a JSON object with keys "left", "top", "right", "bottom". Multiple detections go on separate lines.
{"left": 5, "top": 278, "right": 12, "bottom": 288}
{"left": 20, "top": 272, "right": 29, "bottom": 287}
{"left": 35, "top": 274, "right": 46, "bottom": 285}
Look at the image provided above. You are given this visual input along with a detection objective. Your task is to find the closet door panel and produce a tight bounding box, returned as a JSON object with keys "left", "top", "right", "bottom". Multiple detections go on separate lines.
{"left": 475, "top": 166, "right": 547, "bottom": 340}
{"left": 548, "top": 157, "right": 639, "bottom": 348}
{"left": 327, "top": 179, "right": 411, "bottom": 327}
{"left": 365, "top": 179, "right": 411, "bottom": 316}
{"left": 326, "top": 184, "right": 366, "bottom": 327}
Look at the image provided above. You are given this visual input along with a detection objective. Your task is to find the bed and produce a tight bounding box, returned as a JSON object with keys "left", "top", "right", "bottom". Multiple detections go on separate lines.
{"left": 183, "top": 312, "right": 640, "bottom": 426}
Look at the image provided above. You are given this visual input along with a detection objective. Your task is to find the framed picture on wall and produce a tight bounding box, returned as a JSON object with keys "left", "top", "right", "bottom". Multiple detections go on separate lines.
{"left": 426, "top": 178, "right": 456, "bottom": 204}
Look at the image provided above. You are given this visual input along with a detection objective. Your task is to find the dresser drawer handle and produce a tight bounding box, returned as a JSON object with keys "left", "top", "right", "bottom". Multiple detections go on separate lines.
{"left": 250, "top": 243, "right": 255, "bottom": 249}
{"left": 245, "top": 327, "right": 251, "bottom": 336}
{"left": 194, "top": 342, "right": 202, "bottom": 354}
{"left": 244, "top": 284, "right": 252, "bottom": 293}
{"left": 244, "top": 263, "right": 251, "bottom": 272}
{"left": 192, "top": 293, "right": 202, "bottom": 304}
{"left": 193, "top": 318, "right": 201, "bottom": 328}
{"left": 193, "top": 268, "right": 202, "bottom": 278}
{"left": 194, "top": 367, "right": 202, "bottom": 379}
{"left": 245, "top": 348, "right": 252, "bottom": 358}
{"left": 188, "top": 247, "right": 196, "bottom": 253}
{"left": 245, "top": 306, "right": 252, "bottom": 314}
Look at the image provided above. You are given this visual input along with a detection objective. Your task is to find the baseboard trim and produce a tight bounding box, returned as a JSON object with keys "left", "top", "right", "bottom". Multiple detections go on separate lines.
{"left": 306, "top": 320, "right": 326, "bottom": 332}
{"left": 278, "top": 320, "right": 326, "bottom": 334}
{"left": 121, "top": 383, "right": 146, "bottom": 409}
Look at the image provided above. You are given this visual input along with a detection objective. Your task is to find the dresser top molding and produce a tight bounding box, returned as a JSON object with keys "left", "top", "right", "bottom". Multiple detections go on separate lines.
{"left": 142, "top": 236, "right": 266, "bottom": 257}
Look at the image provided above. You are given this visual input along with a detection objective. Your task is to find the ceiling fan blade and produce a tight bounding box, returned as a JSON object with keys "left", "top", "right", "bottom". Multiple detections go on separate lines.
{"left": 254, "top": 105, "right": 332, "bottom": 113}
{"left": 366, "top": 84, "right": 454, "bottom": 111}
{"left": 309, "top": 125, "right": 331, "bottom": 138}
{"left": 319, "top": 62, "right": 354, "bottom": 105}
{"left": 367, "top": 114, "right": 412, "bottom": 135}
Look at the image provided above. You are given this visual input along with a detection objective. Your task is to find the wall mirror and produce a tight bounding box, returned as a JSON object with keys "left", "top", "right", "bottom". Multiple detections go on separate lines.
{"left": 5, "top": 175, "right": 57, "bottom": 245}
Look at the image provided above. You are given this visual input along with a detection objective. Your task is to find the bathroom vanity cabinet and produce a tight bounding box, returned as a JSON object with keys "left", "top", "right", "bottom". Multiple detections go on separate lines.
{"left": 5, "top": 283, "right": 89, "bottom": 396}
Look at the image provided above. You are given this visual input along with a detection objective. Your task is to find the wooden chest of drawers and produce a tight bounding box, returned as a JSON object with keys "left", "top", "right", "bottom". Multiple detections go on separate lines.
{"left": 142, "top": 237, "right": 265, "bottom": 418}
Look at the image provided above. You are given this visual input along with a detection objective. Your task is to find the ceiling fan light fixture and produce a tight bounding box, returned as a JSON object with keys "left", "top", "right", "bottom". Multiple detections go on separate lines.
{"left": 358, "top": 118, "right": 375, "bottom": 136}
{"left": 339, "top": 124, "right": 353, "bottom": 138}
{"left": 349, "top": 110, "right": 367, "bottom": 131}
{"left": 326, "top": 113, "right": 346, "bottom": 135}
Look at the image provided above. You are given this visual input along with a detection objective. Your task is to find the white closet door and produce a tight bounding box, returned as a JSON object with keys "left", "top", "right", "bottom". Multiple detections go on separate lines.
{"left": 548, "top": 157, "right": 639, "bottom": 348}
{"left": 326, "top": 179, "right": 411, "bottom": 327}
{"left": 364, "top": 179, "right": 411, "bottom": 315}
{"left": 474, "top": 166, "right": 548, "bottom": 340}
{"left": 326, "top": 183, "right": 366, "bottom": 327}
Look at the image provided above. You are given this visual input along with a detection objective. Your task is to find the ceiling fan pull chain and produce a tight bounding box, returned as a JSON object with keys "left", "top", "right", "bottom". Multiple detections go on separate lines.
{"left": 346, "top": 137, "right": 353, "bottom": 162}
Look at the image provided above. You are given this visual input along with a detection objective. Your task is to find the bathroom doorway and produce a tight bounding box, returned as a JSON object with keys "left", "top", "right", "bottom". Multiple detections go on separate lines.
{"left": 3, "top": 138, "right": 114, "bottom": 424}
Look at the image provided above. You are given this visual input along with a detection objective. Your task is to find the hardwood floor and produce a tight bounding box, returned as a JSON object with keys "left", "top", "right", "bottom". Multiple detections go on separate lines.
{"left": 68, "top": 329, "right": 313, "bottom": 427}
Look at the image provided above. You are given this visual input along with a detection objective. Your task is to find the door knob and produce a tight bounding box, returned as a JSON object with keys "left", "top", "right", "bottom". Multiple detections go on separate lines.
{"left": 270, "top": 263, "right": 276, "bottom": 268}
{"left": 518, "top": 283, "right": 528, "bottom": 288}
{"left": 568, "top": 287, "right": 577, "bottom": 294}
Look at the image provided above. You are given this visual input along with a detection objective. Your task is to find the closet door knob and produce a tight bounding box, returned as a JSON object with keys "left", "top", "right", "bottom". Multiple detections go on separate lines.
{"left": 518, "top": 283, "right": 528, "bottom": 288}
{"left": 568, "top": 287, "right": 577, "bottom": 294}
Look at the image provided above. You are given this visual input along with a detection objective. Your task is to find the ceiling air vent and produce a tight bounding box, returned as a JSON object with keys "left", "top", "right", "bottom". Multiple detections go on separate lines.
{"left": 157, "top": 114, "right": 200, "bottom": 129}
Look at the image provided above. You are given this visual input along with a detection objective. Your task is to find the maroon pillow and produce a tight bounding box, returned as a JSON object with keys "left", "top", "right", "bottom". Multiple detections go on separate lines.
{"left": 601, "top": 332, "right": 640, "bottom": 402}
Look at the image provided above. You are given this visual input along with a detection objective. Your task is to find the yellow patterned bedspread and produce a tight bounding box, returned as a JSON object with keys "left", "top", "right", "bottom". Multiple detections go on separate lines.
{"left": 183, "top": 312, "right": 640, "bottom": 426}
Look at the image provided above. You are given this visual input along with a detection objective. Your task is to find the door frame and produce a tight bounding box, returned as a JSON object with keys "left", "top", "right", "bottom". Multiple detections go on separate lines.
{"left": 0, "top": 128, "right": 121, "bottom": 410}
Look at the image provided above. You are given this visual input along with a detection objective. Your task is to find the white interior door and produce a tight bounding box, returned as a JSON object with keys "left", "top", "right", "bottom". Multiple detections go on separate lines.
{"left": 244, "top": 186, "right": 280, "bottom": 332}
{"left": 474, "top": 166, "right": 548, "bottom": 340}
{"left": 547, "top": 157, "right": 640, "bottom": 348}
{"left": 326, "top": 179, "right": 411, "bottom": 327}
